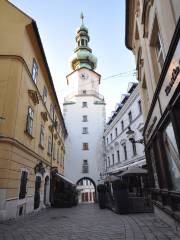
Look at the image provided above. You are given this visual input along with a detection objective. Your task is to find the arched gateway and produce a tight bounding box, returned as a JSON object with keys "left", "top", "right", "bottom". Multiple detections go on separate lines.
{"left": 77, "top": 177, "right": 96, "bottom": 203}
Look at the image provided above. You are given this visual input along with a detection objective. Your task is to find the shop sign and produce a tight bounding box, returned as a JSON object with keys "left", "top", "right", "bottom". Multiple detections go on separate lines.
{"left": 165, "top": 63, "right": 180, "bottom": 96}
{"left": 159, "top": 39, "right": 180, "bottom": 113}
{"left": 144, "top": 101, "right": 161, "bottom": 142}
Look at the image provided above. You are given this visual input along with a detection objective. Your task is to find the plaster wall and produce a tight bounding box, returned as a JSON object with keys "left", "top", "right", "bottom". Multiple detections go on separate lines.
{"left": 64, "top": 94, "right": 105, "bottom": 186}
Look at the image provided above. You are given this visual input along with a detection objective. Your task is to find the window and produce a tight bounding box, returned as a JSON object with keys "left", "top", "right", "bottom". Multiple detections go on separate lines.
{"left": 48, "top": 136, "right": 52, "bottom": 155}
{"left": 121, "top": 121, "right": 124, "bottom": 131}
{"left": 108, "top": 157, "right": 110, "bottom": 167}
{"left": 19, "top": 171, "right": 28, "bottom": 199}
{"left": 112, "top": 154, "right": 115, "bottom": 165}
{"left": 82, "top": 102, "right": 87, "bottom": 108}
{"left": 117, "top": 150, "right": 120, "bottom": 162}
{"left": 32, "top": 58, "right": 38, "bottom": 84}
{"left": 82, "top": 115, "right": 88, "bottom": 122}
{"left": 83, "top": 143, "right": 89, "bottom": 150}
{"left": 155, "top": 32, "right": 164, "bottom": 70}
{"left": 82, "top": 160, "right": 89, "bottom": 173}
{"left": 105, "top": 159, "right": 107, "bottom": 170}
{"left": 128, "top": 111, "right": 132, "bottom": 123}
{"left": 57, "top": 148, "right": 59, "bottom": 162}
{"left": 106, "top": 138, "right": 109, "bottom": 145}
{"left": 138, "top": 100, "right": 142, "bottom": 114}
{"left": 26, "top": 106, "right": 34, "bottom": 136}
{"left": 110, "top": 133, "right": 113, "bottom": 141}
{"left": 53, "top": 145, "right": 56, "bottom": 160}
{"left": 82, "top": 127, "right": 88, "bottom": 134}
{"left": 50, "top": 104, "right": 54, "bottom": 120}
{"left": 162, "top": 121, "right": 180, "bottom": 191}
{"left": 123, "top": 144, "right": 127, "bottom": 160}
{"left": 83, "top": 90, "right": 87, "bottom": 94}
{"left": 142, "top": 76, "right": 149, "bottom": 117}
{"left": 132, "top": 142, "right": 137, "bottom": 156}
{"left": 81, "top": 39, "right": 85, "bottom": 46}
{"left": 115, "top": 128, "right": 118, "bottom": 137}
{"left": 43, "top": 86, "right": 47, "bottom": 104}
{"left": 39, "top": 124, "right": 45, "bottom": 147}
{"left": 150, "top": 16, "right": 165, "bottom": 82}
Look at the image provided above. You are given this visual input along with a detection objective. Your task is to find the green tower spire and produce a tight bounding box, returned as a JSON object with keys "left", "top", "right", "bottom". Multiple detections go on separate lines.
{"left": 69, "top": 13, "right": 97, "bottom": 71}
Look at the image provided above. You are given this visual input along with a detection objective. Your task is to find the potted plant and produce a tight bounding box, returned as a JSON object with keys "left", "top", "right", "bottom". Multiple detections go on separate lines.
{"left": 97, "top": 184, "right": 107, "bottom": 209}
{"left": 112, "top": 179, "right": 129, "bottom": 214}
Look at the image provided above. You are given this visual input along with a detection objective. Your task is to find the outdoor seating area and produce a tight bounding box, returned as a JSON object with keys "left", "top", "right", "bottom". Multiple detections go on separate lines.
{"left": 98, "top": 166, "right": 153, "bottom": 214}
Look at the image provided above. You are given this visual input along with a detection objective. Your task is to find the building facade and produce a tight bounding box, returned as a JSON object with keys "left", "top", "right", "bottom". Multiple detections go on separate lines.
{"left": 64, "top": 15, "right": 106, "bottom": 188}
{"left": 103, "top": 83, "right": 145, "bottom": 177}
{"left": 0, "top": 1, "right": 67, "bottom": 220}
{"left": 125, "top": 0, "right": 180, "bottom": 227}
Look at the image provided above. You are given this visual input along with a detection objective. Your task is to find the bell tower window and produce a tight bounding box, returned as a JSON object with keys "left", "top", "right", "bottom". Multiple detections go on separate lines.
{"left": 81, "top": 39, "right": 84, "bottom": 46}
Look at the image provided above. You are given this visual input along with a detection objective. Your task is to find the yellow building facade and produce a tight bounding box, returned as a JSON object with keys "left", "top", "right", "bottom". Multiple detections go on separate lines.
{"left": 125, "top": 0, "right": 180, "bottom": 228}
{"left": 0, "top": 0, "right": 67, "bottom": 220}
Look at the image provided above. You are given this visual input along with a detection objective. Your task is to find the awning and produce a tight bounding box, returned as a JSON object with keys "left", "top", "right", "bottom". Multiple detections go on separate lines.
{"left": 118, "top": 166, "right": 147, "bottom": 177}
{"left": 55, "top": 173, "right": 75, "bottom": 185}
{"left": 105, "top": 175, "right": 120, "bottom": 182}
{"left": 106, "top": 159, "right": 146, "bottom": 175}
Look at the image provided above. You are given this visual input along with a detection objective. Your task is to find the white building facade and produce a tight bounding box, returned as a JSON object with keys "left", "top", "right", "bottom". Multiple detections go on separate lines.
{"left": 64, "top": 15, "right": 106, "bottom": 187}
{"left": 103, "top": 83, "right": 146, "bottom": 177}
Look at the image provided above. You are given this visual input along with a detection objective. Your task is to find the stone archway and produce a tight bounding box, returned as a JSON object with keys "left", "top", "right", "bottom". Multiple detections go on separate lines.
{"left": 44, "top": 176, "right": 50, "bottom": 206}
{"left": 76, "top": 177, "right": 97, "bottom": 203}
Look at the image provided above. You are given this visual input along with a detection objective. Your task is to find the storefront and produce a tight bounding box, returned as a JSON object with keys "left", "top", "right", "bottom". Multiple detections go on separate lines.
{"left": 144, "top": 19, "right": 180, "bottom": 222}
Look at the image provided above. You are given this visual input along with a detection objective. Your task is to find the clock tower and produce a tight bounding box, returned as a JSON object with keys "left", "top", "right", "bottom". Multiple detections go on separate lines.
{"left": 63, "top": 14, "right": 106, "bottom": 189}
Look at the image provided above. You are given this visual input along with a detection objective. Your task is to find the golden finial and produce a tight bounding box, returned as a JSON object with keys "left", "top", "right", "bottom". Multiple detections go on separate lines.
{"left": 80, "top": 12, "right": 84, "bottom": 25}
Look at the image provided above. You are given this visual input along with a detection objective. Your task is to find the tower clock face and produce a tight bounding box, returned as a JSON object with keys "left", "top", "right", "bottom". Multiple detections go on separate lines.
{"left": 80, "top": 72, "right": 89, "bottom": 80}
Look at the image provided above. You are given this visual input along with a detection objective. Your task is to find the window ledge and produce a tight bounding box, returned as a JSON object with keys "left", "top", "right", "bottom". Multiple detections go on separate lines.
{"left": 24, "top": 130, "right": 34, "bottom": 139}
{"left": 38, "top": 143, "right": 45, "bottom": 149}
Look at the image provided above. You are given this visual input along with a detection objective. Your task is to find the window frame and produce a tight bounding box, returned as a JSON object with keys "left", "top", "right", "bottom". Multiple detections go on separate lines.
{"left": 26, "top": 106, "right": 34, "bottom": 136}
{"left": 82, "top": 115, "right": 88, "bottom": 122}
{"left": 121, "top": 120, "right": 124, "bottom": 131}
{"left": 39, "top": 124, "right": 45, "bottom": 147}
{"left": 48, "top": 136, "right": 52, "bottom": 155}
{"left": 128, "top": 111, "right": 132, "bottom": 124}
{"left": 82, "top": 102, "right": 87, "bottom": 108}
{"left": 32, "top": 58, "right": 38, "bottom": 84}
{"left": 43, "top": 86, "right": 48, "bottom": 104}
{"left": 83, "top": 142, "right": 89, "bottom": 150}
{"left": 82, "top": 159, "right": 89, "bottom": 173}
{"left": 82, "top": 127, "right": 88, "bottom": 134}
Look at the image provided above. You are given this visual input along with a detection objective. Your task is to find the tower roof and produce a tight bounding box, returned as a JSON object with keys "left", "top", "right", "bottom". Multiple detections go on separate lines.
{"left": 69, "top": 13, "right": 97, "bottom": 71}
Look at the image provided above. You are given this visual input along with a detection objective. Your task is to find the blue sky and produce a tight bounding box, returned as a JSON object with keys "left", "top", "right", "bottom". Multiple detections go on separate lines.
{"left": 10, "top": 0, "right": 136, "bottom": 119}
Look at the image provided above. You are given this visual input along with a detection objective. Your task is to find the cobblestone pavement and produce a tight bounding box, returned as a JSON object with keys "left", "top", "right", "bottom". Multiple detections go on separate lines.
{"left": 0, "top": 204, "right": 180, "bottom": 240}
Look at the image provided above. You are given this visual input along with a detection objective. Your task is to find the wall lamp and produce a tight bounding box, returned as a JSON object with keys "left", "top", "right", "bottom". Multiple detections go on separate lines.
{"left": 126, "top": 126, "right": 144, "bottom": 144}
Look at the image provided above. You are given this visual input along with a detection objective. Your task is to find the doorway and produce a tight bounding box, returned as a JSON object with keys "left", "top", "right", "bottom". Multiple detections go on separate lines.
{"left": 44, "top": 176, "right": 50, "bottom": 206}
{"left": 76, "top": 178, "right": 96, "bottom": 204}
{"left": 34, "top": 176, "right": 41, "bottom": 209}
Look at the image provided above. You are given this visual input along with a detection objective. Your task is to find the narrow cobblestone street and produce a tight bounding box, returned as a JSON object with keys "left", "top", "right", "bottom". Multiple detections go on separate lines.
{"left": 0, "top": 204, "right": 180, "bottom": 240}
